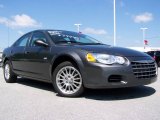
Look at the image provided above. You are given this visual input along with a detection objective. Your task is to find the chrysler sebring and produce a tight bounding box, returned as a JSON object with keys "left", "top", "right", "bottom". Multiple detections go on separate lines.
{"left": 2, "top": 30, "right": 158, "bottom": 97}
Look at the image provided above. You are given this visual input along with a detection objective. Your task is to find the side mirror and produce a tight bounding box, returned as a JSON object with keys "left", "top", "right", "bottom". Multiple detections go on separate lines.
{"left": 34, "top": 39, "right": 49, "bottom": 47}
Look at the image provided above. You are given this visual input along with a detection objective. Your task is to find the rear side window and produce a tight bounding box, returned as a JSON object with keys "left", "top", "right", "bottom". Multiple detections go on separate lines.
{"left": 156, "top": 51, "right": 160, "bottom": 56}
{"left": 147, "top": 51, "right": 154, "bottom": 56}
{"left": 13, "top": 33, "right": 31, "bottom": 47}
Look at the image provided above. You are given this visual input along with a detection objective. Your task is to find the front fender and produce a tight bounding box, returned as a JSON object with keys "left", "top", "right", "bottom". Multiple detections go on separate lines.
{"left": 49, "top": 50, "right": 88, "bottom": 86}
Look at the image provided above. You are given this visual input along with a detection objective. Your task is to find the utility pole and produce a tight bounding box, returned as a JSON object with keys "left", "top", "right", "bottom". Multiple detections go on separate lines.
{"left": 7, "top": 20, "right": 10, "bottom": 47}
{"left": 74, "top": 24, "right": 82, "bottom": 33}
{"left": 113, "top": 0, "right": 116, "bottom": 46}
{"left": 140, "top": 28, "right": 148, "bottom": 49}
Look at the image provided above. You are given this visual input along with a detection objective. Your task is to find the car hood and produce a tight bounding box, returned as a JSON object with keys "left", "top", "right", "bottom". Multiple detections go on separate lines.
{"left": 76, "top": 44, "right": 149, "bottom": 57}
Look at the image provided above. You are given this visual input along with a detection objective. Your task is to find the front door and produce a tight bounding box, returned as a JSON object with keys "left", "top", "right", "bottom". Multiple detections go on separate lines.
{"left": 24, "top": 32, "right": 51, "bottom": 81}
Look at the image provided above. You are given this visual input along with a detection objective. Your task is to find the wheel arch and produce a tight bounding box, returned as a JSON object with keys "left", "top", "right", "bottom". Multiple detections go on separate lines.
{"left": 50, "top": 53, "right": 84, "bottom": 78}
{"left": 3, "top": 57, "right": 10, "bottom": 67}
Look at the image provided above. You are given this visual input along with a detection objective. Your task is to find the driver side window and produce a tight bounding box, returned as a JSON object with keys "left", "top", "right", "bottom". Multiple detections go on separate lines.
{"left": 30, "top": 32, "right": 47, "bottom": 47}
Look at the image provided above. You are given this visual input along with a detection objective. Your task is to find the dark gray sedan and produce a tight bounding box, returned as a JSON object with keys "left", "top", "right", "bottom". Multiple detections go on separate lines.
{"left": 2, "top": 30, "right": 158, "bottom": 97}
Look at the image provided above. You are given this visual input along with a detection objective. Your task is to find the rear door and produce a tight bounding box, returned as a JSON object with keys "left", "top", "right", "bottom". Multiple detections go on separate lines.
{"left": 11, "top": 33, "right": 31, "bottom": 73}
{"left": 24, "top": 31, "right": 51, "bottom": 80}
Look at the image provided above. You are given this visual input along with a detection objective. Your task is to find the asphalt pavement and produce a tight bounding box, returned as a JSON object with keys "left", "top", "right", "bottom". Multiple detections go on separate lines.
{"left": 0, "top": 68, "right": 160, "bottom": 120}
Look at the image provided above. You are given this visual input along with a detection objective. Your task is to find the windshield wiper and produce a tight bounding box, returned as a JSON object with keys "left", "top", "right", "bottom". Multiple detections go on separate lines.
{"left": 81, "top": 43, "right": 103, "bottom": 45}
{"left": 55, "top": 41, "right": 81, "bottom": 44}
{"left": 55, "top": 41, "right": 103, "bottom": 45}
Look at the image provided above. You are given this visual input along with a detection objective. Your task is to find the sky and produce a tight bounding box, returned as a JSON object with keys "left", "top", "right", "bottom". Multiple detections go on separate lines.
{"left": 0, "top": 0, "right": 160, "bottom": 50}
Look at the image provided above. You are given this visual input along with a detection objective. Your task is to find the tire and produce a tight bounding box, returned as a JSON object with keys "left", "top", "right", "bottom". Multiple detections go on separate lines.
{"left": 53, "top": 61, "right": 84, "bottom": 97}
{"left": 3, "top": 61, "right": 17, "bottom": 83}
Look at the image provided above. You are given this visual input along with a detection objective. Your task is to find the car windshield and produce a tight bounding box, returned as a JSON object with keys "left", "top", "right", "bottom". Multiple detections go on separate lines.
{"left": 48, "top": 30, "right": 102, "bottom": 45}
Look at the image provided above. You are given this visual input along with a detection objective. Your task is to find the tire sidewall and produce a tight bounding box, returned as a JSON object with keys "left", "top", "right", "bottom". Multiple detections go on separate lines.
{"left": 3, "top": 61, "right": 16, "bottom": 83}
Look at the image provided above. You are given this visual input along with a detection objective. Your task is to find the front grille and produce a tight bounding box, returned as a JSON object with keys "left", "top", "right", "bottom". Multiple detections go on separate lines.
{"left": 131, "top": 60, "right": 157, "bottom": 79}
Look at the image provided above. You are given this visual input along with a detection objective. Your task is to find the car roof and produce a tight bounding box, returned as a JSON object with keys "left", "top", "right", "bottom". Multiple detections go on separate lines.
{"left": 31, "top": 29, "right": 76, "bottom": 33}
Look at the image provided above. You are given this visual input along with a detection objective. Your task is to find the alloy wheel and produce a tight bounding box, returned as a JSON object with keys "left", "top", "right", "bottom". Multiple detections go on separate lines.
{"left": 4, "top": 64, "right": 10, "bottom": 80}
{"left": 56, "top": 66, "right": 82, "bottom": 95}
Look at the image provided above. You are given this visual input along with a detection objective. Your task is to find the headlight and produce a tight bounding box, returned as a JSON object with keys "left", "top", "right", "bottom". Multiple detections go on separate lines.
{"left": 86, "top": 53, "right": 125, "bottom": 65}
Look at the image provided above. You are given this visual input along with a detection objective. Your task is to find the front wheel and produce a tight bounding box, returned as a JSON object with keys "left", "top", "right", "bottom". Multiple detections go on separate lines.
{"left": 53, "top": 61, "right": 84, "bottom": 97}
{"left": 3, "top": 61, "right": 17, "bottom": 83}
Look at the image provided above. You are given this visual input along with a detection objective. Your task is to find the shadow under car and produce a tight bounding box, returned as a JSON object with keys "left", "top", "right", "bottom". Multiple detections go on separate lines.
{"left": 16, "top": 78, "right": 156, "bottom": 100}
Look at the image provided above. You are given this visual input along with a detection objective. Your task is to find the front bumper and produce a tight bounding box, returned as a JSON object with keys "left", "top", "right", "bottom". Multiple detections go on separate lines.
{"left": 82, "top": 61, "right": 158, "bottom": 89}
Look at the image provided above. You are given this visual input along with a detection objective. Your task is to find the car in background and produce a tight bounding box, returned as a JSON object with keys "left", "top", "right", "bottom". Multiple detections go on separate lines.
{"left": 146, "top": 51, "right": 160, "bottom": 67}
{"left": 0, "top": 52, "right": 2, "bottom": 67}
{"left": 2, "top": 30, "right": 158, "bottom": 97}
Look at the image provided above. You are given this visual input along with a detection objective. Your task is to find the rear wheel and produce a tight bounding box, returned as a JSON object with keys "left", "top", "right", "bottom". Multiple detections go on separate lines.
{"left": 53, "top": 61, "right": 84, "bottom": 97}
{"left": 3, "top": 61, "right": 17, "bottom": 83}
